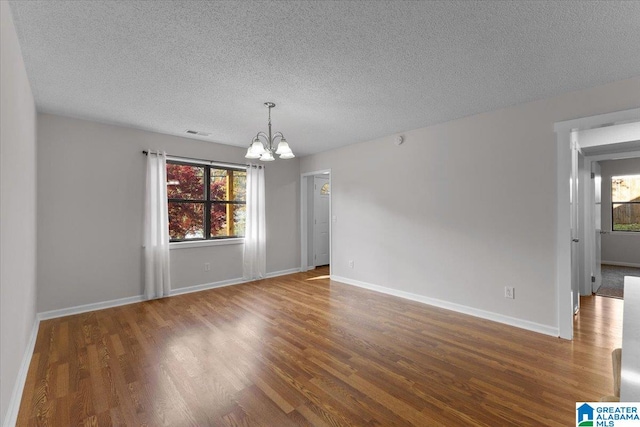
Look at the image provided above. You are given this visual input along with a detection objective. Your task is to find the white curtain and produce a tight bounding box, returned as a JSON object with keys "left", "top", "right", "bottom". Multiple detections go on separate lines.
{"left": 144, "top": 150, "right": 171, "bottom": 299}
{"left": 243, "top": 165, "right": 266, "bottom": 280}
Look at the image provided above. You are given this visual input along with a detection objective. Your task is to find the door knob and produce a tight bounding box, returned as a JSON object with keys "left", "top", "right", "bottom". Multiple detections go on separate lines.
{"left": 572, "top": 238, "right": 580, "bottom": 242}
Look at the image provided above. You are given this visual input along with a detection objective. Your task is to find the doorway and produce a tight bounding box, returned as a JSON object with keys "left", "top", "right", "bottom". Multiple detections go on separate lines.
{"left": 583, "top": 156, "right": 640, "bottom": 299}
{"left": 312, "top": 175, "right": 330, "bottom": 267}
{"left": 301, "top": 170, "right": 331, "bottom": 273}
{"left": 555, "top": 108, "right": 640, "bottom": 339}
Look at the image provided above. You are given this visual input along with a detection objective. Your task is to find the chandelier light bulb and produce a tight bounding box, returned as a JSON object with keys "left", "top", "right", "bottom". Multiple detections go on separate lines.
{"left": 275, "top": 139, "right": 291, "bottom": 155}
{"left": 260, "top": 151, "right": 275, "bottom": 161}
{"left": 245, "top": 145, "right": 261, "bottom": 159}
{"left": 250, "top": 138, "right": 266, "bottom": 155}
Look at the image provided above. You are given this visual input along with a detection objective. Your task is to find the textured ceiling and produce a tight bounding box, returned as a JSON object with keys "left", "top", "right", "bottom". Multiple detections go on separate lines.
{"left": 8, "top": 1, "right": 640, "bottom": 156}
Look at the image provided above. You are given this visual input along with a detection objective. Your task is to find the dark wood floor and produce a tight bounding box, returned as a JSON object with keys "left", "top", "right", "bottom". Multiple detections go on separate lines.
{"left": 17, "top": 267, "right": 622, "bottom": 426}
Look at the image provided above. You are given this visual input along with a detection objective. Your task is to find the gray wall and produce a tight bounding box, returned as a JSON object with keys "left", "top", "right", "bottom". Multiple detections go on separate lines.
{"left": 37, "top": 114, "right": 300, "bottom": 312}
{"left": 301, "top": 77, "right": 640, "bottom": 332}
{"left": 0, "top": 1, "right": 38, "bottom": 423}
{"left": 600, "top": 157, "right": 640, "bottom": 266}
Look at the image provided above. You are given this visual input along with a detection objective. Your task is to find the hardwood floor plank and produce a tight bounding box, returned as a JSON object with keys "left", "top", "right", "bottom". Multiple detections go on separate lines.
{"left": 344, "top": 372, "right": 441, "bottom": 425}
{"left": 16, "top": 267, "right": 623, "bottom": 425}
{"left": 70, "top": 377, "right": 94, "bottom": 424}
{"left": 306, "top": 370, "right": 406, "bottom": 427}
{"left": 220, "top": 403, "right": 259, "bottom": 427}
{"left": 86, "top": 344, "right": 108, "bottom": 414}
{"left": 294, "top": 400, "right": 353, "bottom": 427}
{"left": 55, "top": 363, "right": 69, "bottom": 399}
{"left": 252, "top": 374, "right": 296, "bottom": 414}
{"left": 237, "top": 384, "right": 298, "bottom": 427}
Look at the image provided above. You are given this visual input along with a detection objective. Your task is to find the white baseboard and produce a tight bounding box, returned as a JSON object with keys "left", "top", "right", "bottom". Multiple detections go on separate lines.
{"left": 38, "top": 295, "right": 146, "bottom": 321}
{"left": 331, "top": 275, "right": 558, "bottom": 338}
{"left": 3, "top": 316, "right": 39, "bottom": 427}
{"left": 170, "top": 277, "right": 244, "bottom": 296}
{"left": 38, "top": 268, "right": 302, "bottom": 320}
{"left": 266, "top": 267, "right": 301, "bottom": 278}
{"left": 602, "top": 260, "right": 640, "bottom": 269}
{"left": 172, "top": 268, "right": 301, "bottom": 296}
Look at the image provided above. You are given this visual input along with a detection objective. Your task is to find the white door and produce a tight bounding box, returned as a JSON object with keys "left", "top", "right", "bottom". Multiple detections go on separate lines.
{"left": 592, "top": 161, "right": 603, "bottom": 293}
{"left": 313, "top": 176, "right": 330, "bottom": 266}
{"left": 571, "top": 137, "right": 581, "bottom": 313}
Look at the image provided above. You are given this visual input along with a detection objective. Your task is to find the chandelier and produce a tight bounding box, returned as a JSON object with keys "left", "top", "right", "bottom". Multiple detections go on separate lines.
{"left": 245, "top": 102, "right": 295, "bottom": 161}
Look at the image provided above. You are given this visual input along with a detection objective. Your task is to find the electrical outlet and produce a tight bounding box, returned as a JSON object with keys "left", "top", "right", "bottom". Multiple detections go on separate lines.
{"left": 504, "top": 286, "right": 515, "bottom": 299}
{"left": 348, "top": 260, "right": 354, "bottom": 268}
{"left": 204, "top": 262, "right": 211, "bottom": 272}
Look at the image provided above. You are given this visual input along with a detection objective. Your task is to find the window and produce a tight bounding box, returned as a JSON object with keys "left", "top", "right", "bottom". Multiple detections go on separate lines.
{"left": 167, "top": 161, "right": 246, "bottom": 241}
{"left": 611, "top": 175, "right": 640, "bottom": 232}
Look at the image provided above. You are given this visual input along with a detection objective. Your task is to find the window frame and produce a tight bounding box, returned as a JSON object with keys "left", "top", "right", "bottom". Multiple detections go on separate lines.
{"left": 611, "top": 175, "right": 640, "bottom": 233}
{"left": 167, "top": 160, "right": 247, "bottom": 242}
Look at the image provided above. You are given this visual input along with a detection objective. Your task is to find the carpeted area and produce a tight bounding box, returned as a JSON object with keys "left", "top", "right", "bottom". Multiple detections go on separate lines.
{"left": 596, "top": 264, "right": 640, "bottom": 299}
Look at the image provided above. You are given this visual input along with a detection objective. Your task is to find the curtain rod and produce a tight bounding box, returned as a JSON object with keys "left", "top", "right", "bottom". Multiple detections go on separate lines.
{"left": 142, "top": 151, "right": 263, "bottom": 169}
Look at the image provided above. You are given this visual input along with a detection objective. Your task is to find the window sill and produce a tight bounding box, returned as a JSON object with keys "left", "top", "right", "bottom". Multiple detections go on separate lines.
{"left": 170, "top": 238, "right": 244, "bottom": 250}
{"left": 609, "top": 231, "right": 640, "bottom": 236}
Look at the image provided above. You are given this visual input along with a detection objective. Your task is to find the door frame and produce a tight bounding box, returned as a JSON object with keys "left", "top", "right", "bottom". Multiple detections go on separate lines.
{"left": 555, "top": 107, "right": 640, "bottom": 340}
{"left": 570, "top": 138, "right": 584, "bottom": 316}
{"left": 300, "top": 169, "right": 332, "bottom": 272}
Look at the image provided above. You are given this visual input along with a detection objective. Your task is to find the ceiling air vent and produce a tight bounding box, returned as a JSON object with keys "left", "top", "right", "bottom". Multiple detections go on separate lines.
{"left": 185, "top": 130, "right": 211, "bottom": 137}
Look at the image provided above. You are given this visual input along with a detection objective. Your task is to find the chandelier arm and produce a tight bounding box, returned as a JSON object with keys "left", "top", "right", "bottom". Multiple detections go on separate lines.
{"left": 255, "top": 132, "right": 269, "bottom": 143}
{"left": 254, "top": 132, "right": 272, "bottom": 155}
